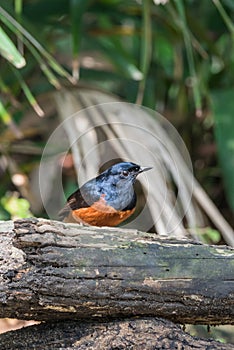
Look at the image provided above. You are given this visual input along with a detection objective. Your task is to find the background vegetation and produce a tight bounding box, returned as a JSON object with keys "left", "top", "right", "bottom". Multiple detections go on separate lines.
{"left": 0, "top": 0, "right": 234, "bottom": 342}
{"left": 1, "top": 0, "right": 233, "bottom": 232}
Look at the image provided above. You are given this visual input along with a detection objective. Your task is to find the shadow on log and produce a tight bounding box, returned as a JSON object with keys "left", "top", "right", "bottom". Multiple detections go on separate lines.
{"left": 0, "top": 218, "right": 233, "bottom": 324}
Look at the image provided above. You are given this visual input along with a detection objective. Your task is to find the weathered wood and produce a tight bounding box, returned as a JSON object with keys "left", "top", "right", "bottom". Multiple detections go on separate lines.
{"left": 0, "top": 218, "right": 233, "bottom": 324}
{"left": 0, "top": 318, "right": 233, "bottom": 350}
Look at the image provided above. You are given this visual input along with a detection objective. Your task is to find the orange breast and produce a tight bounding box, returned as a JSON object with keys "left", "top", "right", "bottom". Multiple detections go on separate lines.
{"left": 63, "top": 198, "right": 135, "bottom": 227}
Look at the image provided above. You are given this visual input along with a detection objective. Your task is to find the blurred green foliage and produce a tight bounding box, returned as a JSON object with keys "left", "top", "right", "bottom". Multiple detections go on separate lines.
{"left": 212, "top": 89, "right": 234, "bottom": 212}
{"left": 196, "top": 227, "right": 221, "bottom": 245}
{"left": 0, "top": 0, "right": 233, "bottom": 225}
{"left": 1, "top": 193, "right": 32, "bottom": 219}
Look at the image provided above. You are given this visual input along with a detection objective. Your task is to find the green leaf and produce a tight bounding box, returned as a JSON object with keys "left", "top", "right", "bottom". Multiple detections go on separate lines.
{"left": 173, "top": 0, "right": 202, "bottom": 116}
{"left": 204, "top": 228, "right": 221, "bottom": 244}
{"left": 1, "top": 194, "right": 32, "bottom": 219}
{"left": 0, "top": 6, "right": 76, "bottom": 84}
{"left": 0, "top": 26, "right": 25, "bottom": 67}
{"left": 212, "top": 89, "right": 234, "bottom": 212}
{"left": 12, "top": 67, "right": 45, "bottom": 117}
{"left": 0, "top": 99, "right": 11, "bottom": 124}
{"left": 212, "top": 0, "right": 234, "bottom": 35}
{"left": 98, "top": 36, "right": 143, "bottom": 81}
{"left": 137, "top": 0, "right": 152, "bottom": 104}
{"left": 0, "top": 98, "right": 23, "bottom": 137}
{"left": 70, "top": 0, "right": 90, "bottom": 79}
{"left": 195, "top": 227, "right": 221, "bottom": 244}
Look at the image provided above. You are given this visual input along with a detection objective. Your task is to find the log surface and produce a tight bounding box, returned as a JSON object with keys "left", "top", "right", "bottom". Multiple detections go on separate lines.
{"left": 0, "top": 318, "right": 232, "bottom": 350}
{"left": 0, "top": 218, "right": 233, "bottom": 324}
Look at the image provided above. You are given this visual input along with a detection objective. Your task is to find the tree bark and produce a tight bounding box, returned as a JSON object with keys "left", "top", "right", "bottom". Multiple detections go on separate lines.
{"left": 0, "top": 318, "right": 233, "bottom": 350}
{"left": 0, "top": 218, "right": 233, "bottom": 325}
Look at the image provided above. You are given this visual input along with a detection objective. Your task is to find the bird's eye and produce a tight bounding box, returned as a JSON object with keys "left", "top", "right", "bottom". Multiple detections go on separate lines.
{"left": 122, "top": 170, "right": 129, "bottom": 177}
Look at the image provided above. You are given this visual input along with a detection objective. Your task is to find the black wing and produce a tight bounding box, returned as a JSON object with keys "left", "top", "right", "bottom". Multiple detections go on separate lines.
{"left": 58, "top": 181, "right": 100, "bottom": 220}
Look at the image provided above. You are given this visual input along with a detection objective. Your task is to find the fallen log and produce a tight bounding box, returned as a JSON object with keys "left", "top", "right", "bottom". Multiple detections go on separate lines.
{"left": 0, "top": 318, "right": 233, "bottom": 350}
{"left": 0, "top": 218, "right": 233, "bottom": 324}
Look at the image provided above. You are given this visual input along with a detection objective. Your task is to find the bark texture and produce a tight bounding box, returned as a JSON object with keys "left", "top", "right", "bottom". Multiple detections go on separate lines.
{"left": 0, "top": 318, "right": 233, "bottom": 350}
{"left": 0, "top": 218, "right": 233, "bottom": 325}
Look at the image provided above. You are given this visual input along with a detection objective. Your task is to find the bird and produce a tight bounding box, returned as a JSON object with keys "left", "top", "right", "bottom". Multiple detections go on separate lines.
{"left": 59, "top": 161, "right": 152, "bottom": 227}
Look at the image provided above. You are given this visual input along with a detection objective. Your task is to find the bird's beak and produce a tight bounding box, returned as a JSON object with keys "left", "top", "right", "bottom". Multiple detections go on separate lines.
{"left": 139, "top": 166, "right": 152, "bottom": 174}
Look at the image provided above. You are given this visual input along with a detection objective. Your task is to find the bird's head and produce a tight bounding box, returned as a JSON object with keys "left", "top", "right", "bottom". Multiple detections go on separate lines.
{"left": 100, "top": 162, "right": 152, "bottom": 187}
